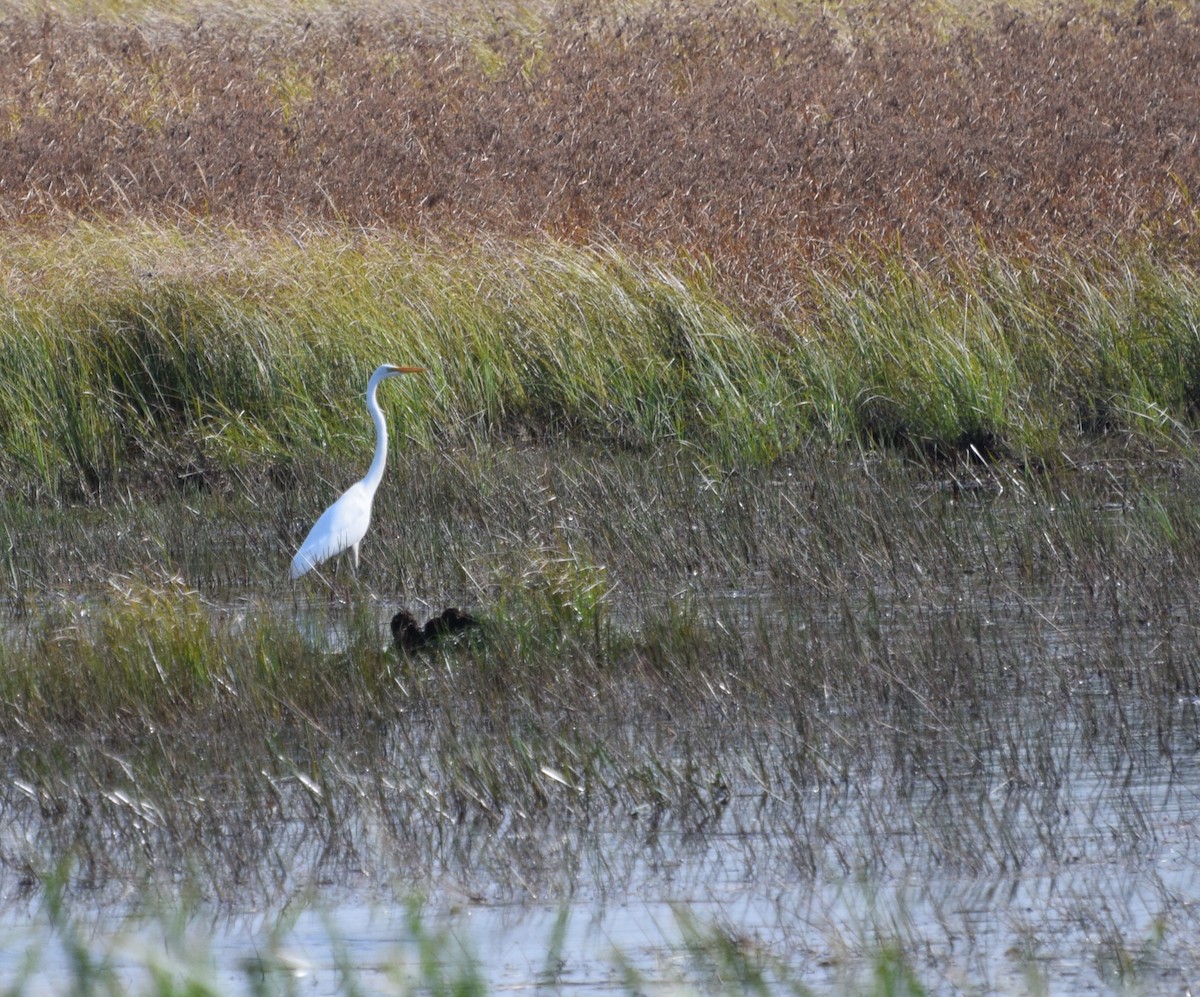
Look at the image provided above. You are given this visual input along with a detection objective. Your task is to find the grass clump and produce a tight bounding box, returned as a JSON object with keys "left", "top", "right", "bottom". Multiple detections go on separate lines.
{"left": 0, "top": 226, "right": 799, "bottom": 498}
{"left": 803, "top": 257, "right": 1018, "bottom": 456}
{"left": 0, "top": 578, "right": 398, "bottom": 734}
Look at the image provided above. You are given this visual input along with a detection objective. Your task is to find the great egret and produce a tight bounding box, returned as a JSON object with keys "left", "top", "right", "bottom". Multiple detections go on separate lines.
{"left": 391, "top": 607, "right": 480, "bottom": 652}
{"left": 290, "top": 363, "right": 425, "bottom": 580}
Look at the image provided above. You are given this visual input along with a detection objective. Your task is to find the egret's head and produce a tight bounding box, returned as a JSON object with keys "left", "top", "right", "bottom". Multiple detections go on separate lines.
{"left": 367, "top": 363, "right": 426, "bottom": 400}
{"left": 369, "top": 363, "right": 426, "bottom": 390}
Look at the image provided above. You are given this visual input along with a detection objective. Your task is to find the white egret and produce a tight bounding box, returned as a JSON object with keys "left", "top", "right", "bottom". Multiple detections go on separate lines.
{"left": 290, "top": 363, "right": 425, "bottom": 580}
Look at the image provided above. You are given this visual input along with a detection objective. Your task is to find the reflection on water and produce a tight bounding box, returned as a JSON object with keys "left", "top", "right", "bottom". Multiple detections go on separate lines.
{"left": 3, "top": 684, "right": 1198, "bottom": 994}
{"left": 3, "top": 458, "right": 1200, "bottom": 992}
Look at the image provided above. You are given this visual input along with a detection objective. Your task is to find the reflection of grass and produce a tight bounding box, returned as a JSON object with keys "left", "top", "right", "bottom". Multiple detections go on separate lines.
{"left": 2, "top": 448, "right": 1199, "bottom": 858}
{"left": 6, "top": 443, "right": 1200, "bottom": 733}
{"left": 0, "top": 446, "right": 1198, "bottom": 990}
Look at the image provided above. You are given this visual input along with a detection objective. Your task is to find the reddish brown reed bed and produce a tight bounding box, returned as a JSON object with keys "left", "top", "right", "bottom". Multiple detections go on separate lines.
{"left": 2, "top": 2, "right": 1199, "bottom": 305}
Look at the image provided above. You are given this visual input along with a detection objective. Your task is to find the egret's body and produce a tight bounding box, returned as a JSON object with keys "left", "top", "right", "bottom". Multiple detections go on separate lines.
{"left": 290, "top": 363, "right": 424, "bottom": 580}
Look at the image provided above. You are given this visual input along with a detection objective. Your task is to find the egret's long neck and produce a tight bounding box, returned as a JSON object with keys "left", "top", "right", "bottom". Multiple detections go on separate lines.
{"left": 362, "top": 375, "right": 390, "bottom": 494}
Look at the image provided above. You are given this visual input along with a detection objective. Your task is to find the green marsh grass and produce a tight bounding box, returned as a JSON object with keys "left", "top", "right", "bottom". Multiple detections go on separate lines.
{"left": 4, "top": 226, "right": 1200, "bottom": 505}
{"left": 9, "top": 871, "right": 980, "bottom": 996}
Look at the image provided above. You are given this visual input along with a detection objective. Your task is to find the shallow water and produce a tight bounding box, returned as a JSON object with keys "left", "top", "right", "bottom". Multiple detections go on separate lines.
{"left": 4, "top": 684, "right": 1198, "bottom": 994}
{"left": 2, "top": 455, "right": 1200, "bottom": 992}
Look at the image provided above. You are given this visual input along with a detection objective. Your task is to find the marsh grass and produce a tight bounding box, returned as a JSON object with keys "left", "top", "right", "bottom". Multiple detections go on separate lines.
{"left": 3, "top": 226, "right": 1200, "bottom": 506}
{"left": 4, "top": 447, "right": 1200, "bottom": 813}
{"left": 4, "top": 0, "right": 1199, "bottom": 283}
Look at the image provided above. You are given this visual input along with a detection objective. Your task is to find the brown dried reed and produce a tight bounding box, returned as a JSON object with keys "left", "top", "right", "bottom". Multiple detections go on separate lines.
{"left": 2, "top": 2, "right": 1199, "bottom": 305}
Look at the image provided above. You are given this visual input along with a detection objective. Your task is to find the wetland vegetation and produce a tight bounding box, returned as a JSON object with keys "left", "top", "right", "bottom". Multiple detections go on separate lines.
{"left": 2, "top": 0, "right": 1200, "bottom": 992}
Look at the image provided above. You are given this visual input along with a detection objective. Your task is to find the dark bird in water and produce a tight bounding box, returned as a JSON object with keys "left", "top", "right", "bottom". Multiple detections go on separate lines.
{"left": 391, "top": 607, "right": 481, "bottom": 652}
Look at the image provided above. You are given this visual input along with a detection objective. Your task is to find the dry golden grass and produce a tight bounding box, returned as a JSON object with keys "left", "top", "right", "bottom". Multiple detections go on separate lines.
{"left": 2, "top": 1, "right": 1198, "bottom": 306}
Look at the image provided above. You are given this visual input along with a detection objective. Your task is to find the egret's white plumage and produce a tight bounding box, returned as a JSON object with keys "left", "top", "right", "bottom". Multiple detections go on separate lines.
{"left": 290, "top": 363, "right": 425, "bottom": 580}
